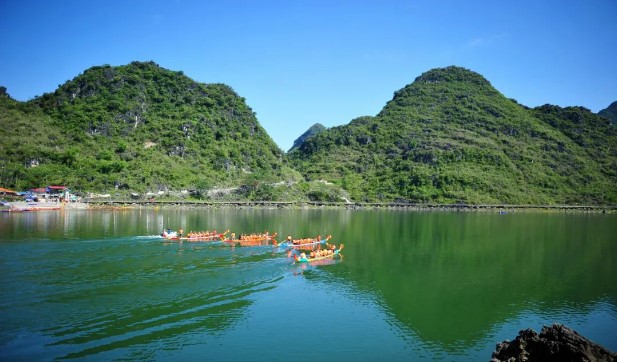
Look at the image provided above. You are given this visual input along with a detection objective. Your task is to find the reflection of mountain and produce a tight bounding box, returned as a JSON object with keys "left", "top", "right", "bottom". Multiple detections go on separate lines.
{"left": 322, "top": 211, "right": 617, "bottom": 350}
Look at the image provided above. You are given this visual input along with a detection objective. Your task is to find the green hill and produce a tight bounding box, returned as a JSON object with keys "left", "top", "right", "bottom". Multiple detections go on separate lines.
{"left": 2, "top": 63, "right": 615, "bottom": 205}
{"left": 0, "top": 61, "right": 299, "bottom": 197}
{"left": 288, "top": 123, "right": 326, "bottom": 152}
{"left": 598, "top": 101, "right": 617, "bottom": 125}
{"left": 287, "top": 66, "right": 617, "bottom": 204}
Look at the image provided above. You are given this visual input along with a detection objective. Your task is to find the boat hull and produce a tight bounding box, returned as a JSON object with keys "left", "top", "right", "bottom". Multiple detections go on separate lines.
{"left": 223, "top": 238, "right": 276, "bottom": 247}
{"left": 279, "top": 240, "right": 325, "bottom": 249}
{"left": 295, "top": 253, "right": 342, "bottom": 263}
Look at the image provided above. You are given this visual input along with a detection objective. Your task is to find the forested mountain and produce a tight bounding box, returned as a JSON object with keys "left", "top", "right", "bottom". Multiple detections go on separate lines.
{"left": 0, "top": 61, "right": 298, "bottom": 197}
{"left": 288, "top": 123, "right": 326, "bottom": 152}
{"left": 599, "top": 101, "right": 617, "bottom": 125}
{"left": 288, "top": 66, "right": 617, "bottom": 204}
{"left": 2, "top": 63, "right": 615, "bottom": 204}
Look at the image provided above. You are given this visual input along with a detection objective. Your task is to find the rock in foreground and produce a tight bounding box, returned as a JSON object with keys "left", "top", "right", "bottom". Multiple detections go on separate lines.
{"left": 491, "top": 323, "right": 616, "bottom": 362}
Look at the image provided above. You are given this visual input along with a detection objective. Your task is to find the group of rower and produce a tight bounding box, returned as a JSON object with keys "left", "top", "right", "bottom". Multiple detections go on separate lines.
{"left": 228, "top": 231, "right": 275, "bottom": 241}
{"left": 289, "top": 242, "right": 344, "bottom": 262}
{"left": 161, "top": 227, "right": 344, "bottom": 263}
{"left": 284, "top": 234, "right": 331, "bottom": 245}
{"left": 311, "top": 243, "right": 342, "bottom": 258}
{"left": 186, "top": 230, "right": 222, "bottom": 239}
{"left": 163, "top": 229, "right": 342, "bottom": 255}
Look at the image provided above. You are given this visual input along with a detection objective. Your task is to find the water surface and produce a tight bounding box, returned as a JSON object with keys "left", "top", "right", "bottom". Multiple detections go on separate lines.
{"left": 1, "top": 208, "right": 615, "bottom": 360}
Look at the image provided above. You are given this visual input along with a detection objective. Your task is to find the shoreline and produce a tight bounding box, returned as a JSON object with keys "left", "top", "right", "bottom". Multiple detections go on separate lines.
{"left": 4, "top": 200, "right": 614, "bottom": 213}
{"left": 75, "top": 200, "right": 617, "bottom": 213}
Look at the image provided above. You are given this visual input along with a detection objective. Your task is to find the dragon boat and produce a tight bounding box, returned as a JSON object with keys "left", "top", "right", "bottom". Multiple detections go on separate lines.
{"left": 292, "top": 244, "right": 344, "bottom": 263}
{"left": 161, "top": 229, "right": 228, "bottom": 241}
{"left": 276, "top": 235, "right": 331, "bottom": 249}
{"left": 223, "top": 232, "right": 277, "bottom": 247}
{"left": 181, "top": 230, "right": 228, "bottom": 242}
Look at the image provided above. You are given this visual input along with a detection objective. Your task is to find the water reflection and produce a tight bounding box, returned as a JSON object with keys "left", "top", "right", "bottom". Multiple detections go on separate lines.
{"left": 325, "top": 211, "right": 617, "bottom": 351}
{"left": 1, "top": 209, "right": 615, "bottom": 360}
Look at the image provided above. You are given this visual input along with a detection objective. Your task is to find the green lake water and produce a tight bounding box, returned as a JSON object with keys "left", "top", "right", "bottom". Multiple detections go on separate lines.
{"left": 1, "top": 208, "right": 616, "bottom": 361}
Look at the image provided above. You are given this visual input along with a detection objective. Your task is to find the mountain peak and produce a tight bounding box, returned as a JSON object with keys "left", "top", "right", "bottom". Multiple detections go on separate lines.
{"left": 598, "top": 100, "right": 617, "bottom": 125}
{"left": 288, "top": 123, "right": 326, "bottom": 152}
{"left": 414, "top": 66, "right": 492, "bottom": 87}
{"left": 380, "top": 66, "right": 501, "bottom": 117}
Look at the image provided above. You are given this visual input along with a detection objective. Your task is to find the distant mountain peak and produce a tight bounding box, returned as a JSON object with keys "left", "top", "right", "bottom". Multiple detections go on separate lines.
{"left": 598, "top": 100, "right": 617, "bottom": 125}
{"left": 288, "top": 123, "right": 326, "bottom": 152}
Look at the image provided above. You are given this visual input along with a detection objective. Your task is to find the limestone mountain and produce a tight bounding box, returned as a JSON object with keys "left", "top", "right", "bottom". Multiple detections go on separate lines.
{"left": 288, "top": 123, "right": 326, "bottom": 153}
{"left": 0, "top": 61, "right": 290, "bottom": 194}
{"left": 598, "top": 100, "right": 617, "bottom": 125}
{"left": 287, "top": 66, "right": 617, "bottom": 204}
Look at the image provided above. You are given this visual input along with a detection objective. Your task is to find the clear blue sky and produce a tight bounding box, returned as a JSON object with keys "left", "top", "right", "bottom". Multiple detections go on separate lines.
{"left": 1, "top": 0, "right": 616, "bottom": 151}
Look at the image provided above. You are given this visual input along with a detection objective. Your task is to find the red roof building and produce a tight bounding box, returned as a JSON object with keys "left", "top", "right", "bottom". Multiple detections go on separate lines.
{"left": 47, "top": 186, "right": 68, "bottom": 190}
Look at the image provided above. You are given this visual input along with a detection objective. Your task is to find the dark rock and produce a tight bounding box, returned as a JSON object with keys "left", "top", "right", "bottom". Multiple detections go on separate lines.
{"left": 491, "top": 323, "right": 616, "bottom": 362}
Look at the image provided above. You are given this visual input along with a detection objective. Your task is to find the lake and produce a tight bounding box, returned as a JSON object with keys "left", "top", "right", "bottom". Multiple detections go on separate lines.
{"left": 1, "top": 208, "right": 616, "bottom": 361}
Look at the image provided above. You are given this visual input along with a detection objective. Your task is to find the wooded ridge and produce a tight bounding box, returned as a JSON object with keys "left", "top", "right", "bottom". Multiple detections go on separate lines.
{"left": 1, "top": 62, "right": 615, "bottom": 204}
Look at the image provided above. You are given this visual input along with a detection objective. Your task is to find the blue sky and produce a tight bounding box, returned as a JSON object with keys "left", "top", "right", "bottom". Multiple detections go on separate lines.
{"left": 1, "top": 0, "right": 616, "bottom": 151}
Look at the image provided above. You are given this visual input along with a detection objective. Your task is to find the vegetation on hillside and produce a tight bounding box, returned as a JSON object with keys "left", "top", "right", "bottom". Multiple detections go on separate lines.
{"left": 598, "top": 100, "right": 617, "bottom": 125}
{"left": 0, "top": 62, "right": 299, "bottom": 197}
{"left": 288, "top": 123, "right": 326, "bottom": 152}
{"left": 2, "top": 64, "right": 614, "bottom": 205}
{"left": 288, "top": 66, "right": 617, "bottom": 204}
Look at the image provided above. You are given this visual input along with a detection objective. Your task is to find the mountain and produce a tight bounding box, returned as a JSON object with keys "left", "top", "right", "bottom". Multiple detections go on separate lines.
{"left": 598, "top": 101, "right": 617, "bottom": 125}
{"left": 3, "top": 63, "right": 615, "bottom": 204}
{"left": 288, "top": 123, "right": 326, "bottom": 152}
{"left": 0, "top": 61, "right": 295, "bottom": 196}
{"left": 287, "top": 66, "right": 617, "bottom": 204}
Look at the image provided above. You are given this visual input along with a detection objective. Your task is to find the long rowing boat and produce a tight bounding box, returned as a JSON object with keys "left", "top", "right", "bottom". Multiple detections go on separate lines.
{"left": 178, "top": 235, "right": 221, "bottom": 242}
{"left": 293, "top": 251, "right": 343, "bottom": 263}
{"left": 161, "top": 229, "right": 228, "bottom": 241}
{"left": 180, "top": 230, "right": 228, "bottom": 242}
{"left": 276, "top": 235, "right": 331, "bottom": 249}
{"left": 292, "top": 244, "right": 344, "bottom": 263}
{"left": 223, "top": 232, "right": 277, "bottom": 247}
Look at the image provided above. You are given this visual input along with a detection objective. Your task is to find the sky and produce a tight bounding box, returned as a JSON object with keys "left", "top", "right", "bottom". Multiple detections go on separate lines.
{"left": 1, "top": 0, "right": 616, "bottom": 151}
